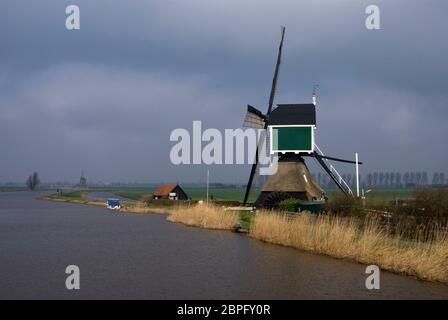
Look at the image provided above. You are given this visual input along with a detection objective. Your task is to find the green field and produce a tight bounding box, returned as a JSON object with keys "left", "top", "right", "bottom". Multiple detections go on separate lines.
{"left": 55, "top": 187, "right": 259, "bottom": 203}
{"left": 51, "top": 187, "right": 414, "bottom": 205}
{"left": 325, "top": 188, "right": 415, "bottom": 205}
{"left": 0, "top": 185, "right": 415, "bottom": 204}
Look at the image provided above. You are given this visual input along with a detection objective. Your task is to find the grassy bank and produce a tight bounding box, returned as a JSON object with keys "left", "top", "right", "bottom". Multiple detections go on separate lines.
{"left": 51, "top": 187, "right": 260, "bottom": 202}
{"left": 42, "top": 193, "right": 240, "bottom": 230}
{"left": 43, "top": 193, "right": 105, "bottom": 206}
{"left": 120, "top": 203, "right": 171, "bottom": 215}
{"left": 250, "top": 211, "right": 448, "bottom": 283}
{"left": 42, "top": 193, "right": 173, "bottom": 214}
{"left": 60, "top": 187, "right": 411, "bottom": 203}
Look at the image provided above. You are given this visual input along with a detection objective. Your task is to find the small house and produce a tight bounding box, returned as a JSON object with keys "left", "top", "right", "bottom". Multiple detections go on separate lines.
{"left": 153, "top": 184, "right": 189, "bottom": 200}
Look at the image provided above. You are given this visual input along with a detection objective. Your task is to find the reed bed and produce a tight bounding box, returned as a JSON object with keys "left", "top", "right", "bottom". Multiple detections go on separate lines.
{"left": 250, "top": 211, "right": 448, "bottom": 283}
{"left": 167, "top": 204, "right": 239, "bottom": 230}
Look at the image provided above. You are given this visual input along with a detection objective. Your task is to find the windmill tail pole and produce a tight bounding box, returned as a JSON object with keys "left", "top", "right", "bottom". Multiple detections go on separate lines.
{"left": 313, "top": 153, "right": 351, "bottom": 197}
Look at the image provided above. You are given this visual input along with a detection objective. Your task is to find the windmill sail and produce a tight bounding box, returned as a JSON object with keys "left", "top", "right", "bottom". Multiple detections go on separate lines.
{"left": 266, "top": 26, "right": 285, "bottom": 116}
{"left": 243, "top": 105, "right": 265, "bottom": 129}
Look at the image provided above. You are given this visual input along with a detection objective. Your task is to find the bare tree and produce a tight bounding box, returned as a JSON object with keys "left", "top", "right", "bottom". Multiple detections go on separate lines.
{"left": 403, "top": 172, "right": 409, "bottom": 186}
{"left": 390, "top": 172, "right": 395, "bottom": 187}
{"left": 26, "top": 172, "right": 40, "bottom": 191}
{"left": 432, "top": 172, "right": 439, "bottom": 185}
{"left": 422, "top": 172, "right": 428, "bottom": 185}
{"left": 396, "top": 172, "right": 401, "bottom": 188}
{"left": 366, "top": 173, "right": 373, "bottom": 187}
{"left": 410, "top": 172, "right": 416, "bottom": 185}
{"left": 379, "top": 172, "right": 384, "bottom": 187}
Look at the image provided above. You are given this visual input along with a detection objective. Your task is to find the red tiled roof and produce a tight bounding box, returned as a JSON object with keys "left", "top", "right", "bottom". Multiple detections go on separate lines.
{"left": 153, "top": 184, "right": 177, "bottom": 196}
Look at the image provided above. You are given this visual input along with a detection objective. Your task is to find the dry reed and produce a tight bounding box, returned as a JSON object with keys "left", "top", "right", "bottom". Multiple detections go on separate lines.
{"left": 120, "top": 202, "right": 172, "bottom": 215}
{"left": 167, "top": 204, "right": 238, "bottom": 230}
{"left": 250, "top": 211, "right": 448, "bottom": 283}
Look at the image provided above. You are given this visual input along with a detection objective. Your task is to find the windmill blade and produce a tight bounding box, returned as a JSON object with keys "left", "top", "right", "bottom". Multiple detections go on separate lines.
{"left": 242, "top": 104, "right": 265, "bottom": 203}
{"left": 243, "top": 27, "right": 285, "bottom": 205}
{"left": 243, "top": 151, "right": 260, "bottom": 205}
{"left": 243, "top": 105, "right": 266, "bottom": 129}
{"left": 266, "top": 26, "right": 286, "bottom": 118}
{"left": 241, "top": 105, "right": 266, "bottom": 203}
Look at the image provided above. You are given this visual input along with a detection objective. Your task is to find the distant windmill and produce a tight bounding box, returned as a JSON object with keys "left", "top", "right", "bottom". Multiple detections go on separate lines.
{"left": 79, "top": 170, "right": 87, "bottom": 188}
{"left": 242, "top": 27, "right": 362, "bottom": 208}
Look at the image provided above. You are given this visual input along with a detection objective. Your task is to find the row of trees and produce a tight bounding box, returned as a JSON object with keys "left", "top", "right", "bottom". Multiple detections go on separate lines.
{"left": 313, "top": 172, "right": 448, "bottom": 189}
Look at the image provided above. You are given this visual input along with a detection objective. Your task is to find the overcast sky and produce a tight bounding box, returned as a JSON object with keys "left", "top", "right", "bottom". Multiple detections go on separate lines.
{"left": 1, "top": 0, "right": 447, "bottom": 184}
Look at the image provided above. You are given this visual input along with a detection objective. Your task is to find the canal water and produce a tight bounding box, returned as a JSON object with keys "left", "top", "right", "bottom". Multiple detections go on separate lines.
{"left": 1, "top": 191, "right": 447, "bottom": 299}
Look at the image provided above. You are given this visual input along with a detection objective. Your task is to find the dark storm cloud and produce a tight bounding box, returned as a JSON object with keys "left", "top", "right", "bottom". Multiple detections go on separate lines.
{"left": 0, "top": 0, "right": 447, "bottom": 183}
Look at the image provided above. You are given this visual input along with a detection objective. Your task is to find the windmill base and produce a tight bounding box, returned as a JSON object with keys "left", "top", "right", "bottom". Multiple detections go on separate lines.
{"left": 255, "top": 191, "right": 309, "bottom": 209}
{"left": 254, "top": 155, "right": 325, "bottom": 209}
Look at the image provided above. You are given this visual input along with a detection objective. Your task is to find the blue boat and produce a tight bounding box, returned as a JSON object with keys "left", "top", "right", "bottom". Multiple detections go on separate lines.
{"left": 106, "top": 198, "right": 121, "bottom": 210}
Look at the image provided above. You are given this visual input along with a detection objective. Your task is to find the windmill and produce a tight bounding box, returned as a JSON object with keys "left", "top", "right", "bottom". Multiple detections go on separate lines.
{"left": 242, "top": 27, "right": 362, "bottom": 208}
{"left": 79, "top": 170, "right": 87, "bottom": 188}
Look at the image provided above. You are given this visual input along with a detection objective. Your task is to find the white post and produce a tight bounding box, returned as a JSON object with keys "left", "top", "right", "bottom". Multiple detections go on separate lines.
{"left": 355, "top": 152, "right": 360, "bottom": 198}
{"left": 206, "top": 168, "right": 210, "bottom": 204}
